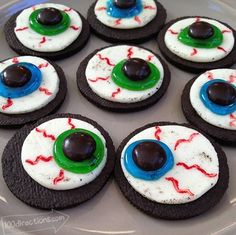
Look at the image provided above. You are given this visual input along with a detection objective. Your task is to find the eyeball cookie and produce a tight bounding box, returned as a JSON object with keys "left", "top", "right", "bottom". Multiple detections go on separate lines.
{"left": 4, "top": 3, "right": 90, "bottom": 60}
{"left": 158, "top": 16, "right": 236, "bottom": 73}
{"left": 2, "top": 113, "right": 115, "bottom": 209}
{"left": 0, "top": 56, "right": 67, "bottom": 128}
{"left": 182, "top": 69, "right": 236, "bottom": 146}
{"left": 87, "top": 0, "right": 166, "bottom": 43}
{"left": 115, "top": 122, "right": 229, "bottom": 219}
{"left": 77, "top": 45, "right": 170, "bottom": 112}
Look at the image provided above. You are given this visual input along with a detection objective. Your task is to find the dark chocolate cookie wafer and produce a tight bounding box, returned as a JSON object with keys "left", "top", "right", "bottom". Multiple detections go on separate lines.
{"left": 182, "top": 69, "right": 236, "bottom": 146}
{"left": 0, "top": 56, "right": 67, "bottom": 128}
{"left": 77, "top": 45, "right": 170, "bottom": 112}
{"left": 4, "top": 3, "right": 90, "bottom": 60}
{"left": 115, "top": 122, "right": 229, "bottom": 219}
{"left": 157, "top": 16, "right": 236, "bottom": 73}
{"left": 2, "top": 113, "right": 115, "bottom": 210}
{"left": 87, "top": 0, "right": 166, "bottom": 43}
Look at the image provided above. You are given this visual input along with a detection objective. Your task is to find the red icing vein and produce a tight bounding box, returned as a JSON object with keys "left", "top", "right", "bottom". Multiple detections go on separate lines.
{"left": 97, "top": 54, "right": 115, "bottom": 66}
{"left": 64, "top": 8, "right": 72, "bottom": 12}
{"left": 191, "top": 48, "right": 198, "bottom": 56}
{"left": 96, "top": 7, "right": 107, "bottom": 11}
{"left": 68, "top": 118, "right": 76, "bottom": 129}
{"left": 154, "top": 126, "right": 162, "bottom": 141}
{"left": 127, "top": 47, "right": 134, "bottom": 59}
{"left": 12, "top": 57, "right": 19, "bottom": 64}
{"left": 205, "top": 71, "right": 214, "bottom": 80}
{"left": 217, "top": 46, "right": 227, "bottom": 53}
{"left": 222, "top": 29, "right": 232, "bottom": 34}
{"left": 228, "top": 74, "right": 236, "bottom": 83}
{"left": 38, "top": 63, "right": 49, "bottom": 69}
{"left": 35, "top": 128, "right": 56, "bottom": 141}
{"left": 144, "top": 5, "right": 156, "bottom": 10}
{"left": 177, "top": 162, "right": 218, "bottom": 178}
{"left": 111, "top": 88, "right": 121, "bottom": 98}
{"left": 165, "top": 177, "right": 194, "bottom": 196}
{"left": 39, "top": 87, "right": 52, "bottom": 95}
{"left": 88, "top": 76, "right": 110, "bottom": 82}
{"left": 15, "top": 27, "right": 29, "bottom": 32}
{"left": 174, "top": 133, "right": 199, "bottom": 151}
{"left": 40, "top": 37, "right": 46, "bottom": 44}
{"left": 70, "top": 26, "right": 80, "bottom": 31}
{"left": 2, "top": 98, "right": 13, "bottom": 111}
{"left": 134, "top": 16, "right": 141, "bottom": 24}
{"left": 168, "top": 29, "right": 179, "bottom": 35}
{"left": 115, "top": 18, "right": 122, "bottom": 26}
{"left": 53, "top": 170, "right": 65, "bottom": 185}
{"left": 147, "top": 55, "right": 154, "bottom": 61}
{"left": 230, "top": 114, "right": 236, "bottom": 127}
{"left": 26, "top": 155, "right": 53, "bottom": 165}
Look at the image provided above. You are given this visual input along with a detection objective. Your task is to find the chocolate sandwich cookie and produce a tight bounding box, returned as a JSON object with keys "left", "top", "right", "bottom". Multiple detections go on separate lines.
{"left": 157, "top": 16, "right": 236, "bottom": 73}
{"left": 77, "top": 45, "right": 170, "bottom": 112}
{"left": 87, "top": 0, "right": 166, "bottom": 43}
{"left": 4, "top": 3, "right": 90, "bottom": 60}
{"left": 182, "top": 69, "right": 236, "bottom": 146}
{"left": 0, "top": 56, "right": 67, "bottom": 128}
{"left": 115, "top": 122, "right": 229, "bottom": 219}
{"left": 2, "top": 113, "right": 115, "bottom": 210}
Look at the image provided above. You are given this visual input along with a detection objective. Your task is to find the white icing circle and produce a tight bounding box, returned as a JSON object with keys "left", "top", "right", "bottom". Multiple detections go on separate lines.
{"left": 21, "top": 118, "right": 107, "bottom": 191}
{"left": 190, "top": 69, "right": 236, "bottom": 130}
{"left": 0, "top": 56, "right": 59, "bottom": 114}
{"left": 94, "top": 0, "right": 157, "bottom": 29}
{"left": 85, "top": 45, "right": 164, "bottom": 103}
{"left": 121, "top": 125, "right": 219, "bottom": 204}
{"left": 15, "top": 3, "right": 82, "bottom": 52}
{"left": 164, "top": 17, "right": 235, "bottom": 62}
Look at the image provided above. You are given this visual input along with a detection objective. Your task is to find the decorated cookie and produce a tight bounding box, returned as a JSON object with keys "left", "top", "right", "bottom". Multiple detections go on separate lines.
{"left": 157, "top": 16, "right": 236, "bottom": 73}
{"left": 0, "top": 56, "right": 67, "bottom": 128}
{"left": 77, "top": 45, "right": 170, "bottom": 112}
{"left": 2, "top": 113, "right": 115, "bottom": 209}
{"left": 115, "top": 122, "right": 229, "bottom": 219}
{"left": 182, "top": 69, "right": 236, "bottom": 146}
{"left": 87, "top": 0, "right": 166, "bottom": 43}
{"left": 4, "top": 3, "right": 90, "bottom": 60}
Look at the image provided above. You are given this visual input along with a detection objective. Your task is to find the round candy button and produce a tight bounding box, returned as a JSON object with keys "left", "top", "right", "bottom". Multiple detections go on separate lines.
{"left": 37, "top": 7, "right": 63, "bottom": 26}
{"left": 188, "top": 21, "right": 214, "bottom": 39}
{"left": 113, "top": 0, "right": 136, "bottom": 9}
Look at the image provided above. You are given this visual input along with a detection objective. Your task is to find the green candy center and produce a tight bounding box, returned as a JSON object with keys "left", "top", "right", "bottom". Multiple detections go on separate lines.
{"left": 112, "top": 60, "right": 160, "bottom": 91}
{"left": 29, "top": 9, "right": 71, "bottom": 36}
{"left": 53, "top": 129, "right": 105, "bottom": 174}
{"left": 178, "top": 24, "right": 223, "bottom": 48}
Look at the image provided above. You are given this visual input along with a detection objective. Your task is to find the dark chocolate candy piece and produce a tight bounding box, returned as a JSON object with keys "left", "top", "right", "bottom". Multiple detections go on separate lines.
{"left": 37, "top": 8, "right": 63, "bottom": 26}
{"left": 188, "top": 21, "right": 214, "bottom": 40}
{"left": 207, "top": 82, "right": 236, "bottom": 106}
{"left": 2, "top": 64, "right": 31, "bottom": 87}
{"left": 123, "top": 58, "right": 151, "bottom": 81}
{"left": 132, "top": 141, "right": 166, "bottom": 171}
{"left": 113, "top": 0, "right": 136, "bottom": 9}
{"left": 63, "top": 132, "right": 96, "bottom": 162}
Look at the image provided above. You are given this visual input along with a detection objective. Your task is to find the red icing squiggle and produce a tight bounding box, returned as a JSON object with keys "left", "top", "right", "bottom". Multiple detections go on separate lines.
{"left": 144, "top": 5, "right": 156, "bottom": 10}
{"left": 154, "top": 126, "right": 162, "bottom": 141}
{"left": 40, "top": 37, "right": 46, "bottom": 44}
{"left": 165, "top": 177, "right": 194, "bottom": 196}
{"left": 191, "top": 48, "right": 198, "bottom": 56}
{"left": 228, "top": 74, "right": 236, "bottom": 83}
{"left": 217, "top": 46, "right": 227, "bottom": 53}
{"left": 174, "top": 133, "right": 199, "bottom": 151}
{"left": 177, "top": 162, "right": 218, "bottom": 178}
{"left": 26, "top": 155, "right": 53, "bottom": 165}
{"left": 222, "top": 29, "right": 232, "bottom": 34}
{"left": 88, "top": 76, "right": 110, "bottom": 83}
{"left": 39, "top": 87, "right": 52, "bottom": 95}
{"left": 230, "top": 114, "right": 236, "bottom": 127}
{"left": 68, "top": 118, "right": 76, "bottom": 129}
{"left": 127, "top": 47, "right": 134, "bottom": 59}
{"left": 70, "top": 26, "right": 80, "bottom": 31}
{"left": 53, "top": 170, "right": 64, "bottom": 185}
{"left": 115, "top": 18, "right": 122, "bottom": 26}
{"left": 15, "top": 27, "right": 29, "bottom": 32}
{"left": 111, "top": 88, "right": 121, "bottom": 98}
{"left": 12, "top": 57, "right": 19, "bottom": 64}
{"left": 168, "top": 29, "right": 179, "bottom": 35}
{"left": 96, "top": 7, "right": 107, "bottom": 11}
{"left": 38, "top": 63, "right": 49, "bottom": 69}
{"left": 2, "top": 98, "right": 13, "bottom": 111}
{"left": 134, "top": 16, "right": 141, "bottom": 24}
{"left": 97, "top": 54, "right": 115, "bottom": 66}
{"left": 35, "top": 128, "right": 56, "bottom": 141}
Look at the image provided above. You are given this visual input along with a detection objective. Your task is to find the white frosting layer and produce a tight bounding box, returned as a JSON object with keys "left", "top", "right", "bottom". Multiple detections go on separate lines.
{"left": 85, "top": 45, "right": 164, "bottom": 103}
{"left": 21, "top": 118, "right": 107, "bottom": 190}
{"left": 164, "top": 17, "right": 234, "bottom": 62}
{"left": 94, "top": 0, "right": 157, "bottom": 29}
{"left": 121, "top": 125, "right": 219, "bottom": 204}
{"left": 15, "top": 3, "right": 82, "bottom": 52}
{"left": 190, "top": 69, "right": 236, "bottom": 130}
{"left": 0, "top": 56, "right": 59, "bottom": 114}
